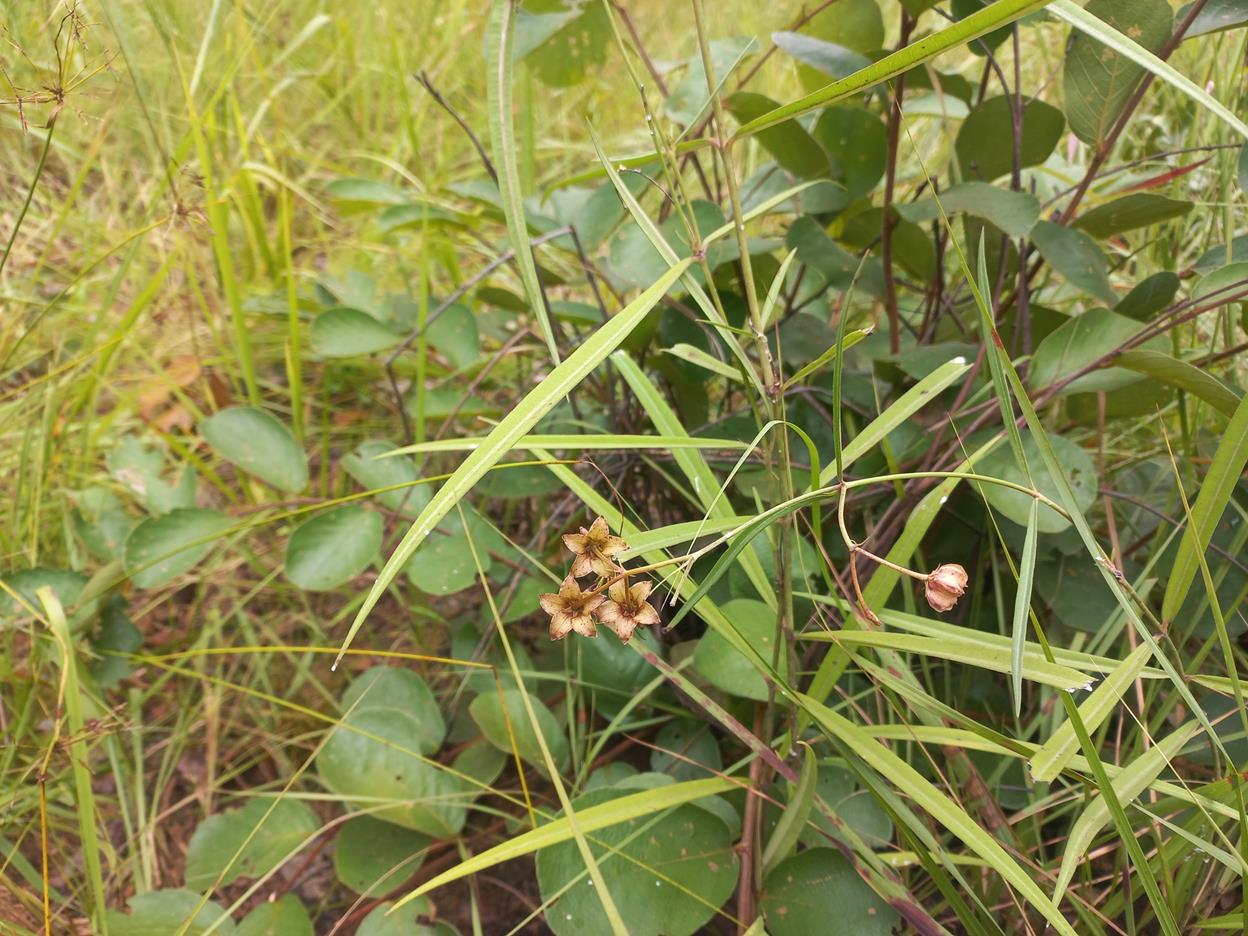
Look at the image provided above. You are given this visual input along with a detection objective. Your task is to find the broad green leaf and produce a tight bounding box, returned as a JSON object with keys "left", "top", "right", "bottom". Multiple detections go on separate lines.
{"left": 726, "top": 92, "right": 830, "bottom": 179}
{"left": 976, "top": 432, "right": 1095, "bottom": 534}
{"left": 397, "top": 777, "right": 733, "bottom": 905}
{"left": 185, "top": 797, "right": 318, "bottom": 889}
{"left": 356, "top": 901, "right": 436, "bottom": 936}
{"left": 376, "top": 202, "right": 458, "bottom": 232}
{"left": 1029, "top": 307, "right": 1160, "bottom": 395}
{"left": 107, "top": 436, "right": 197, "bottom": 515}
{"left": 1062, "top": 0, "right": 1172, "bottom": 147}
{"left": 1030, "top": 221, "right": 1116, "bottom": 306}
{"left": 956, "top": 96, "right": 1065, "bottom": 182}
{"left": 1011, "top": 497, "right": 1040, "bottom": 716}
{"left": 1029, "top": 643, "right": 1153, "bottom": 783}
{"left": 665, "top": 36, "right": 757, "bottom": 125}
{"left": 1053, "top": 0, "right": 1248, "bottom": 141}
{"left": 693, "top": 598, "right": 786, "bottom": 701}
{"left": 807, "top": 629, "right": 1090, "bottom": 690}
{"left": 1179, "top": 0, "right": 1248, "bottom": 39}
{"left": 760, "top": 848, "right": 899, "bottom": 936}
{"left": 1116, "top": 349, "right": 1242, "bottom": 417}
{"left": 649, "top": 718, "right": 723, "bottom": 782}
{"left": 761, "top": 745, "right": 817, "bottom": 876}
{"left": 200, "top": 407, "right": 308, "bottom": 493}
{"left": 403, "top": 509, "right": 494, "bottom": 596}
{"left": 317, "top": 668, "right": 463, "bottom": 836}
{"left": 124, "top": 508, "right": 231, "bottom": 589}
{"left": 309, "top": 308, "right": 402, "bottom": 358}
{"left": 772, "top": 32, "right": 873, "bottom": 88}
{"left": 1053, "top": 722, "right": 1202, "bottom": 903}
{"left": 897, "top": 181, "right": 1040, "bottom": 238}
{"left": 1162, "top": 392, "right": 1248, "bottom": 621}
{"left": 284, "top": 507, "right": 382, "bottom": 592}
{"left": 325, "top": 177, "right": 408, "bottom": 209}
{"left": 106, "top": 890, "right": 236, "bottom": 936}
{"left": 811, "top": 107, "right": 887, "bottom": 200}
{"left": 333, "top": 816, "right": 429, "bottom": 895}
{"left": 89, "top": 595, "right": 142, "bottom": 688}
{"left": 799, "top": 0, "right": 884, "bottom": 54}
{"left": 470, "top": 688, "right": 570, "bottom": 774}
{"left": 337, "top": 259, "right": 691, "bottom": 662}
{"left": 1193, "top": 261, "right": 1248, "bottom": 306}
{"left": 732, "top": 0, "right": 1056, "bottom": 139}
{"left": 487, "top": 0, "right": 559, "bottom": 361}
{"left": 1073, "top": 193, "right": 1193, "bottom": 239}
{"left": 69, "top": 488, "right": 133, "bottom": 561}
{"left": 1115, "top": 271, "right": 1179, "bottom": 320}
{"left": 342, "top": 439, "right": 431, "bottom": 514}
{"left": 515, "top": 0, "right": 609, "bottom": 87}
{"left": 609, "top": 200, "right": 728, "bottom": 290}
{"left": 426, "top": 303, "right": 480, "bottom": 370}
{"left": 800, "top": 695, "right": 1077, "bottom": 936}
{"left": 0, "top": 567, "right": 87, "bottom": 619}
{"left": 534, "top": 780, "right": 739, "bottom": 936}
{"left": 237, "top": 895, "right": 313, "bottom": 936}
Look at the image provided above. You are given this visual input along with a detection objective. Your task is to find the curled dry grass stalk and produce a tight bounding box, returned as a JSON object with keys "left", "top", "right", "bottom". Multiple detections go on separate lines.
{"left": 5, "top": 0, "right": 1248, "bottom": 934}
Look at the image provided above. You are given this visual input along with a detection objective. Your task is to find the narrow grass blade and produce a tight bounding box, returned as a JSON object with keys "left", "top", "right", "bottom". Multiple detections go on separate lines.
{"left": 1050, "top": 0, "right": 1248, "bottom": 141}
{"left": 1161, "top": 391, "right": 1248, "bottom": 621}
{"left": 663, "top": 343, "right": 743, "bottom": 381}
{"left": 335, "top": 259, "right": 692, "bottom": 664}
{"left": 761, "top": 744, "right": 817, "bottom": 876}
{"left": 818, "top": 358, "right": 971, "bottom": 485}
{"left": 759, "top": 248, "right": 797, "bottom": 330}
{"left": 487, "top": 0, "right": 560, "bottom": 363}
{"left": 396, "top": 778, "right": 734, "bottom": 903}
{"left": 802, "top": 630, "right": 1091, "bottom": 691}
{"left": 385, "top": 434, "right": 749, "bottom": 456}
{"left": 1011, "top": 498, "right": 1040, "bottom": 716}
{"left": 799, "top": 694, "right": 1078, "bottom": 936}
{"left": 1053, "top": 722, "right": 1202, "bottom": 904}
{"left": 731, "top": 0, "right": 1053, "bottom": 139}
{"left": 1029, "top": 643, "right": 1153, "bottom": 783}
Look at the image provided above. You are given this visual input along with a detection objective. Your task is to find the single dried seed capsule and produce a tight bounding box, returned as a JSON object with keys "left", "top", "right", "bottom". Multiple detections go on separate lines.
{"left": 924, "top": 563, "right": 969, "bottom": 613}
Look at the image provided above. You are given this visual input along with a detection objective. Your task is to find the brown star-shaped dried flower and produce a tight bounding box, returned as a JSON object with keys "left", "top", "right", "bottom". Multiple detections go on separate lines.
{"left": 597, "top": 578, "right": 661, "bottom": 644}
{"left": 540, "top": 574, "right": 605, "bottom": 640}
{"left": 562, "top": 516, "right": 628, "bottom": 579}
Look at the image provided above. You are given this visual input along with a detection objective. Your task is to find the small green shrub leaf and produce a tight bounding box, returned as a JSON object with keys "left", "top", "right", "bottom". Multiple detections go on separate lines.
{"left": 470, "top": 688, "right": 570, "bottom": 774}
{"left": 693, "top": 599, "right": 786, "bottom": 701}
{"left": 309, "top": 307, "right": 403, "bottom": 358}
{"left": 1073, "top": 193, "right": 1193, "bottom": 239}
{"left": 285, "top": 507, "right": 382, "bottom": 591}
{"left": 333, "top": 816, "right": 430, "bottom": 895}
{"left": 760, "top": 847, "right": 899, "bottom": 936}
{"left": 185, "top": 797, "right": 319, "bottom": 889}
{"left": 105, "top": 889, "right": 236, "bottom": 936}
{"left": 201, "top": 407, "right": 308, "bottom": 492}
{"left": 977, "top": 433, "right": 1096, "bottom": 534}
{"left": 956, "top": 96, "right": 1065, "bottom": 182}
{"left": 124, "top": 508, "right": 231, "bottom": 589}
{"left": 237, "top": 895, "right": 314, "bottom": 936}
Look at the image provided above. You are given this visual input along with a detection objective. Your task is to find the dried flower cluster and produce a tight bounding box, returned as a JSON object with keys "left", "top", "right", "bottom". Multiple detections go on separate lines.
{"left": 540, "top": 517, "right": 660, "bottom": 643}
{"left": 924, "top": 563, "right": 969, "bottom": 612}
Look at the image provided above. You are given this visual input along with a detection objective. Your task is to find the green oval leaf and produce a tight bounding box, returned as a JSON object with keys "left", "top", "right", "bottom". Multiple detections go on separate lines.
{"left": 1029, "top": 221, "right": 1117, "bottom": 306}
{"left": 1073, "top": 193, "right": 1193, "bottom": 239}
{"left": 693, "top": 598, "right": 787, "bottom": 701}
{"left": 316, "top": 668, "right": 463, "bottom": 836}
{"left": 309, "top": 307, "right": 403, "bottom": 358}
{"left": 534, "top": 781, "right": 739, "bottom": 936}
{"left": 469, "top": 688, "right": 570, "bottom": 774}
{"left": 342, "top": 439, "right": 431, "bottom": 514}
{"left": 106, "top": 889, "right": 236, "bottom": 936}
{"left": 333, "top": 816, "right": 430, "bottom": 896}
{"left": 285, "top": 507, "right": 382, "bottom": 592}
{"left": 956, "top": 96, "right": 1065, "bottom": 182}
{"left": 185, "top": 797, "right": 319, "bottom": 889}
{"left": 761, "top": 848, "right": 899, "bottom": 936}
{"left": 201, "top": 407, "right": 308, "bottom": 493}
{"left": 977, "top": 432, "right": 1096, "bottom": 534}
{"left": 237, "top": 895, "right": 313, "bottom": 936}
{"left": 1063, "top": 0, "right": 1172, "bottom": 146}
{"left": 125, "top": 508, "right": 231, "bottom": 589}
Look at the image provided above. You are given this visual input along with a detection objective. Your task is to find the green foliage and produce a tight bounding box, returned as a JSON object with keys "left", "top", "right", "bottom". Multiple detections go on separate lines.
{"left": 8, "top": 1, "right": 1248, "bottom": 933}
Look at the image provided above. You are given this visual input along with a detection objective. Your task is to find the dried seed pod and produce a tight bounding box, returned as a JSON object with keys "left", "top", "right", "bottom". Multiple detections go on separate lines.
{"left": 924, "top": 563, "right": 969, "bottom": 613}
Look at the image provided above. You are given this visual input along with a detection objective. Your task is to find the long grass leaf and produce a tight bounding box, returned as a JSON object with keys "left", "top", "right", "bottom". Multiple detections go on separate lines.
{"left": 1011, "top": 498, "right": 1040, "bottom": 716}
{"left": 335, "top": 259, "right": 692, "bottom": 664}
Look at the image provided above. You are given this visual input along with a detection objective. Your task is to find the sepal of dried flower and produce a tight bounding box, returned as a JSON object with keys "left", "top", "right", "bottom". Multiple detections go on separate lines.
{"left": 597, "top": 578, "right": 660, "bottom": 643}
{"left": 562, "top": 516, "right": 628, "bottom": 578}
{"left": 540, "top": 574, "right": 605, "bottom": 640}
